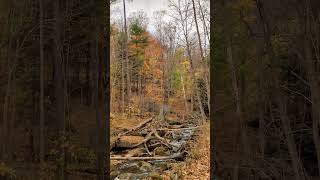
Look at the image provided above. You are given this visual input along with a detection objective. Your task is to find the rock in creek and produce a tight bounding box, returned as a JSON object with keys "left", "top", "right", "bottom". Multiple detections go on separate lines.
{"left": 139, "top": 161, "right": 152, "bottom": 172}
{"left": 115, "top": 173, "right": 135, "bottom": 180}
{"left": 116, "top": 136, "right": 145, "bottom": 148}
{"left": 153, "top": 146, "right": 171, "bottom": 156}
{"left": 149, "top": 172, "right": 163, "bottom": 180}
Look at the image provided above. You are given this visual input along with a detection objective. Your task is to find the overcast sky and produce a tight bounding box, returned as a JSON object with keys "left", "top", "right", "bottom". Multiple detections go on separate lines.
{"left": 111, "top": 0, "right": 171, "bottom": 33}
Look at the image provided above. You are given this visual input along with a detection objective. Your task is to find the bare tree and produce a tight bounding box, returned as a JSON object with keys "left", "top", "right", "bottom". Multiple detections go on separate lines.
{"left": 123, "top": 0, "right": 131, "bottom": 108}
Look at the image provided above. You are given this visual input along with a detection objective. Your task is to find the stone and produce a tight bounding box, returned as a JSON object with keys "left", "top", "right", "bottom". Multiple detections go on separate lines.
{"left": 149, "top": 172, "right": 163, "bottom": 180}
{"left": 110, "top": 171, "right": 120, "bottom": 179}
{"left": 116, "top": 173, "right": 134, "bottom": 180}
{"left": 157, "top": 162, "right": 171, "bottom": 171}
{"left": 139, "top": 161, "right": 152, "bottom": 172}
{"left": 153, "top": 146, "right": 170, "bottom": 156}
{"left": 166, "top": 120, "right": 181, "bottom": 125}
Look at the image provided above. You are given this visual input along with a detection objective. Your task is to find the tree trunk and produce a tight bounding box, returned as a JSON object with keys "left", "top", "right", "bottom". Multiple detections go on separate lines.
{"left": 123, "top": 0, "right": 131, "bottom": 107}
{"left": 54, "top": 0, "right": 65, "bottom": 178}
{"left": 197, "top": 0, "right": 209, "bottom": 43}
{"left": 191, "top": 0, "right": 205, "bottom": 62}
{"left": 8, "top": 79, "right": 15, "bottom": 162}
{"left": 181, "top": 75, "right": 188, "bottom": 113}
{"left": 305, "top": 40, "right": 320, "bottom": 176}
{"left": 204, "top": 74, "right": 210, "bottom": 114}
{"left": 121, "top": 47, "right": 125, "bottom": 113}
{"left": 1, "top": 9, "right": 14, "bottom": 159}
{"left": 196, "top": 86, "right": 206, "bottom": 120}
{"left": 2, "top": 68, "right": 12, "bottom": 160}
{"left": 304, "top": 3, "right": 320, "bottom": 174}
{"left": 39, "top": 0, "right": 45, "bottom": 164}
{"left": 94, "top": 39, "right": 104, "bottom": 180}
{"left": 278, "top": 95, "right": 305, "bottom": 180}
{"left": 227, "top": 40, "right": 246, "bottom": 180}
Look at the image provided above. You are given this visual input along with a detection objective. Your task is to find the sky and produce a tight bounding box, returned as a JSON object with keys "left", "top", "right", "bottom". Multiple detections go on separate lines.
{"left": 111, "top": 0, "right": 171, "bottom": 33}
{"left": 110, "top": 0, "right": 210, "bottom": 48}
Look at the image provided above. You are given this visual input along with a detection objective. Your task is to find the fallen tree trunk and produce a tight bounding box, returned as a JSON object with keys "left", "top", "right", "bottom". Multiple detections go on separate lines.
{"left": 118, "top": 117, "right": 154, "bottom": 137}
{"left": 158, "top": 126, "right": 199, "bottom": 131}
{"left": 111, "top": 117, "right": 154, "bottom": 149}
{"left": 110, "top": 152, "right": 184, "bottom": 160}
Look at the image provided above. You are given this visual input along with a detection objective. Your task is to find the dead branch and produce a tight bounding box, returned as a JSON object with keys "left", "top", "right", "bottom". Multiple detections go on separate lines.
{"left": 111, "top": 117, "right": 154, "bottom": 149}
{"left": 110, "top": 152, "right": 184, "bottom": 160}
{"left": 118, "top": 117, "right": 154, "bottom": 137}
{"left": 158, "top": 126, "right": 200, "bottom": 131}
{"left": 131, "top": 131, "right": 155, "bottom": 148}
{"left": 154, "top": 130, "right": 180, "bottom": 148}
{"left": 144, "top": 142, "right": 152, "bottom": 156}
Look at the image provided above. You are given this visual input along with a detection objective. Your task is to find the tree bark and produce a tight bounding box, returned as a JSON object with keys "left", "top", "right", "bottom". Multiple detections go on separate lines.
{"left": 226, "top": 39, "right": 246, "bottom": 180}
{"left": 304, "top": 2, "right": 320, "bottom": 174}
{"left": 123, "top": 0, "right": 131, "bottom": 107}
{"left": 39, "top": 0, "right": 45, "bottom": 164}
{"left": 181, "top": 75, "right": 188, "bottom": 113}
{"left": 278, "top": 95, "right": 305, "bottom": 180}
{"left": 191, "top": 0, "right": 205, "bottom": 62}
{"left": 54, "top": 0, "right": 65, "bottom": 178}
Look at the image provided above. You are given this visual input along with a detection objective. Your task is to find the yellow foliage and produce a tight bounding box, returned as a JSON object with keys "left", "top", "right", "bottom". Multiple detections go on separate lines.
{"left": 181, "top": 59, "right": 190, "bottom": 66}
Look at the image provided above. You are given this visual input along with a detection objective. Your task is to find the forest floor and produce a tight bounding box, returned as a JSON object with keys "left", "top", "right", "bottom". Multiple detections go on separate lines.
{"left": 110, "top": 112, "right": 210, "bottom": 180}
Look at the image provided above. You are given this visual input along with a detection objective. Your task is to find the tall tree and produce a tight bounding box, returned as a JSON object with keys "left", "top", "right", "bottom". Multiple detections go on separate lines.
{"left": 39, "top": 0, "right": 45, "bottom": 165}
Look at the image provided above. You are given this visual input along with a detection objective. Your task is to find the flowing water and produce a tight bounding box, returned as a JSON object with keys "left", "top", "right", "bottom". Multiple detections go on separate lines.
{"left": 111, "top": 126, "right": 196, "bottom": 180}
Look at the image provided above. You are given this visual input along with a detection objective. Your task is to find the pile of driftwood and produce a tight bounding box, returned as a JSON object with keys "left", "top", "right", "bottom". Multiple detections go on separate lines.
{"left": 110, "top": 117, "right": 198, "bottom": 161}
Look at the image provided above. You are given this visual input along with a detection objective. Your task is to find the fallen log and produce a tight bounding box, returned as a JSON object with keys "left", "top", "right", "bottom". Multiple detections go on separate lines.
{"left": 118, "top": 117, "right": 154, "bottom": 137}
{"left": 110, "top": 152, "right": 184, "bottom": 161}
{"left": 111, "top": 117, "right": 154, "bottom": 149}
{"left": 131, "top": 130, "right": 155, "bottom": 148}
{"left": 154, "top": 130, "right": 180, "bottom": 148}
{"left": 158, "top": 126, "right": 199, "bottom": 131}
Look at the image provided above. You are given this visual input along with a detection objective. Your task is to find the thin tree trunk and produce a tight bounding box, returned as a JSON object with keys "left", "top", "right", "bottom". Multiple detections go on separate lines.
{"left": 305, "top": 41, "right": 320, "bottom": 176}
{"left": 54, "top": 0, "right": 65, "bottom": 178}
{"left": 278, "top": 95, "right": 305, "bottom": 180}
{"left": 304, "top": 2, "right": 320, "bottom": 174}
{"left": 2, "top": 69, "right": 12, "bottom": 160}
{"left": 8, "top": 79, "right": 15, "bottom": 162}
{"left": 227, "top": 40, "right": 246, "bottom": 180}
{"left": 121, "top": 49, "right": 125, "bottom": 113}
{"left": 196, "top": 86, "right": 205, "bottom": 120}
{"left": 197, "top": 0, "right": 209, "bottom": 43}
{"left": 39, "top": 0, "right": 45, "bottom": 164}
{"left": 181, "top": 75, "right": 188, "bottom": 112}
{"left": 94, "top": 39, "right": 104, "bottom": 180}
{"left": 123, "top": 0, "right": 131, "bottom": 106}
{"left": 1, "top": 9, "right": 14, "bottom": 158}
{"left": 204, "top": 74, "right": 210, "bottom": 114}
{"left": 191, "top": 0, "right": 205, "bottom": 62}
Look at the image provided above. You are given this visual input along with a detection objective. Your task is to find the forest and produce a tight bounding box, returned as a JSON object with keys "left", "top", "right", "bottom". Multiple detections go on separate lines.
{"left": 0, "top": 0, "right": 109, "bottom": 179}
{"left": 2, "top": 0, "right": 320, "bottom": 179}
{"left": 0, "top": 0, "right": 210, "bottom": 179}
{"left": 110, "top": 0, "right": 210, "bottom": 179}
{"left": 214, "top": 0, "right": 320, "bottom": 179}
